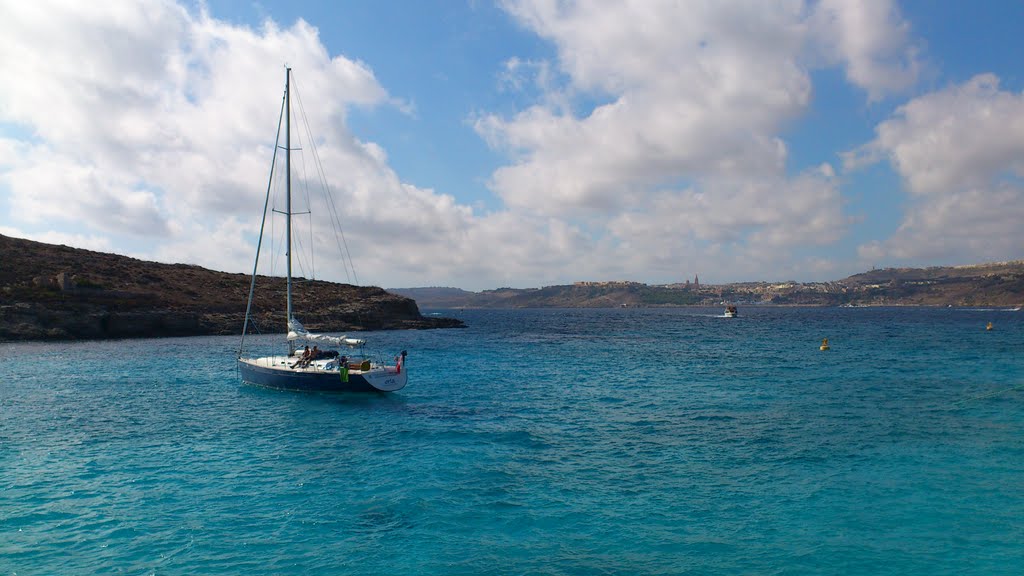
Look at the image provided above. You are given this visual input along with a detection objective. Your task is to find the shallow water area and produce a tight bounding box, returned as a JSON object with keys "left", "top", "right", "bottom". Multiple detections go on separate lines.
{"left": 2, "top": 307, "right": 1022, "bottom": 574}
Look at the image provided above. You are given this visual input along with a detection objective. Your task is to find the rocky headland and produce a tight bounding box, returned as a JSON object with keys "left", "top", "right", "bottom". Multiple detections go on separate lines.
{"left": 0, "top": 234, "right": 463, "bottom": 342}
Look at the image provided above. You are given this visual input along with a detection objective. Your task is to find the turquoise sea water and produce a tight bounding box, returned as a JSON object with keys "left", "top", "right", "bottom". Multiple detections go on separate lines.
{"left": 2, "top": 306, "right": 1022, "bottom": 575}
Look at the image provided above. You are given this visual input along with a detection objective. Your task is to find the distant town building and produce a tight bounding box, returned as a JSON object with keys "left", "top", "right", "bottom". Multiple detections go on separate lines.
{"left": 694, "top": 275, "right": 700, "bottom": 290}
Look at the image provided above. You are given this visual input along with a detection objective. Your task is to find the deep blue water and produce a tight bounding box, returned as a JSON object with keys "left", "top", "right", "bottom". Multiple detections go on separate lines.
{"left": 2, "top": 306, "right": 1022, "bottom": 575}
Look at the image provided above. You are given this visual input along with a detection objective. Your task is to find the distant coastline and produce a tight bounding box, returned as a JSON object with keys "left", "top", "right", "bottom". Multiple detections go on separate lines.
{"left": 0, "top": 234, "right": 463, "bottom": 342}
{"left": 390, "top": 261, "right": 1024, "bottom": 309}
{"left": 2, "top": 232, "right": 1020, "bottom": 343}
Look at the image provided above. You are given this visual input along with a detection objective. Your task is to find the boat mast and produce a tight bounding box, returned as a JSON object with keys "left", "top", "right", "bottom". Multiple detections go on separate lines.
{"left": 285, "top": 67, "right": 295, "bottom": 355}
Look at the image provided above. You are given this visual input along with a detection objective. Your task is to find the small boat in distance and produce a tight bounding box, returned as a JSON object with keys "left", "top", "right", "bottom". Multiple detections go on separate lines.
{"left": 236, "top": 68, "right": 407, "bottom": 393}
{"left": 724, "top": 305, "right": 738, "bottom": 318}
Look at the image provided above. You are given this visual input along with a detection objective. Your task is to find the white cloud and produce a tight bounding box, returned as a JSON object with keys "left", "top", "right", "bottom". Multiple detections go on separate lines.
{"left": 3, "top": 141, "right": 170, "bottom": 236}
{"left": 604, "top": 163, "right": 845, "bottom": 274}
{"left": 0, "top": 226, "right": 114, "bottom": 253}
{"left": 0, "top": 1, "right": 933, "bottom": 290}
{"left": 485, "top": 1, "right": 921, "bottom": 220}
{"left": 468, "top": 0, "right": 931, "bottom": 285}
{"left": 810, "top": 0, "right": 921, "bottom": 101}
{"left": 0, "top": 0, "right": 424, "bottom": 286}
{"left": 849, "top": 75, "right": 1024, "bottom": 195}
{"left": 891, "top": 186, "right": 1024, "bottom": 259}
{"left": 488, "top": 0, "right": 815, "bottom": 192}
{"left": 848, "top": 74, "right": 1024, "bottom": 264}
{"left": 477, "top": 0, "right": 909, "bottom": 279}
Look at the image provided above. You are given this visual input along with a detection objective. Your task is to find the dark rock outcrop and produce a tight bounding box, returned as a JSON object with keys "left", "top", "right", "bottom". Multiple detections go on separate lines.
{"left": 0, "top": 234, "right": 463, "bottom": 342}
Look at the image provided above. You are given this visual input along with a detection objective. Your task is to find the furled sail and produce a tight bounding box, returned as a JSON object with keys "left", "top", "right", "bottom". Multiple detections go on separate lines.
{"left": 287, "top": 318, "right": 365, "bottom": 347}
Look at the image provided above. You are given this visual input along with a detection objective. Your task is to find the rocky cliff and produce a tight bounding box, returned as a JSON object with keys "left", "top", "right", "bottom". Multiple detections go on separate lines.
{"left": 0, "top": 234, "right": 463, "bottom": 342}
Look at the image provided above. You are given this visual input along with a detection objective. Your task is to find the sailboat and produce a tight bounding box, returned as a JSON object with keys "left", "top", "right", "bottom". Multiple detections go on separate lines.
{"left": 237, "top": 68, "right": 408, "bottom": 393}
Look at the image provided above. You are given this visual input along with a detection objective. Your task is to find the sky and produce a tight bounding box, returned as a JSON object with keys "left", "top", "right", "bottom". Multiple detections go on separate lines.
{"left": 1, "top": 0, "right": 1023, "bottom": 291}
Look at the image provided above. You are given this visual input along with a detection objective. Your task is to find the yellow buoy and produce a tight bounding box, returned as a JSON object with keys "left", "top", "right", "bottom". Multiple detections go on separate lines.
{"left": 986, "top": 322, "right": 993, "bottom": 331}
{"left": 820, "top": 338, "right": 830, "bottom": 351}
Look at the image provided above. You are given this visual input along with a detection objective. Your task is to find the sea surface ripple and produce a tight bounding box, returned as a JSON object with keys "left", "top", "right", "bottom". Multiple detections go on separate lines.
{"left": 1, "top": 307, "right": 1022, "bottom": 574}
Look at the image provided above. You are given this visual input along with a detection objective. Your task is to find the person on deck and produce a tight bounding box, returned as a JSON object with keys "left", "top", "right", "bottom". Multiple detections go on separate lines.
{"left": 290, "top": 345, "right": 311, "bottom": 369}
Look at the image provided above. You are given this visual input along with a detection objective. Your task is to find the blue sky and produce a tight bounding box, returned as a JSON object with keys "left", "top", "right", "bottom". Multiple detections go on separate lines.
{"left": 2, "top": 1, "right": 1023, "bottom": 291}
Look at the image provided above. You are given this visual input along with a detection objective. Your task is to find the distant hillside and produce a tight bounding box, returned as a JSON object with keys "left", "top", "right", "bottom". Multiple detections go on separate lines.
{"left": 0, "top": 234, "right": 463, "bottom": 342}
{"left": 387, "top": 287, "right": 493, "bottom": 308}
{"left": 391, "top": 283, "right": 703, "bottom": 308}
{"left": 391, "top": 261, "right": 1024, "bottom": 309}
{"left": 817, "top": 261, "right": 1024, "bottom": 306}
